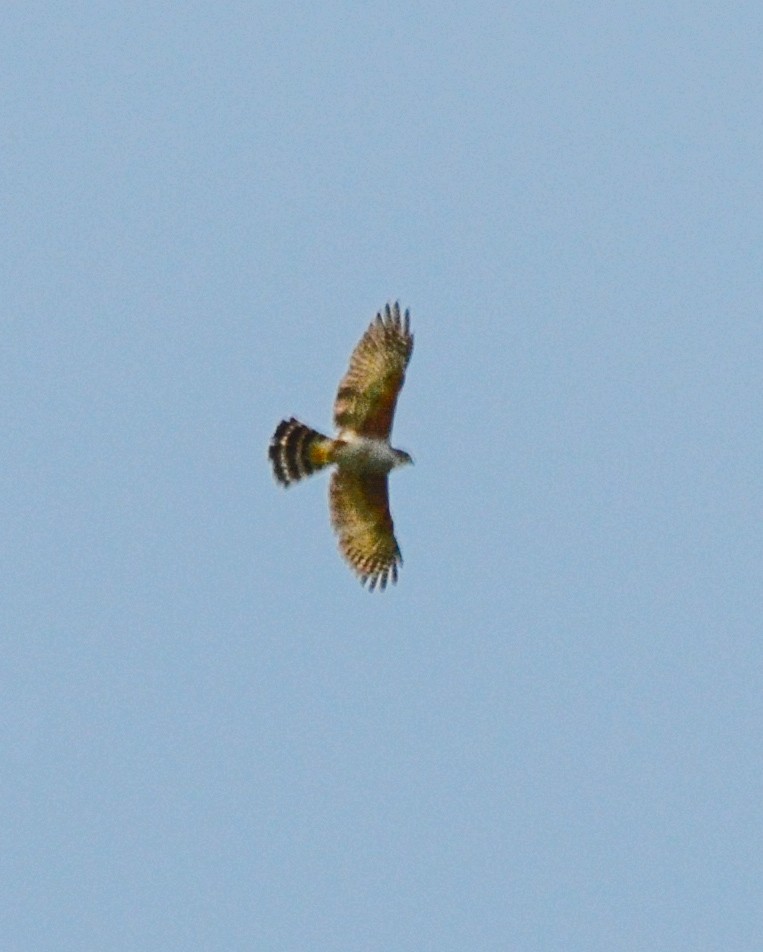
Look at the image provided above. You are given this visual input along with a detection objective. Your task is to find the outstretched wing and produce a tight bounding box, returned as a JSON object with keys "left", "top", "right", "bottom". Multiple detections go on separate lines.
{"left": 329, "top": 470, "right": 402, "bottom": 591}
{"left": 333, "top": 302, "right": 414, "bottom": 439}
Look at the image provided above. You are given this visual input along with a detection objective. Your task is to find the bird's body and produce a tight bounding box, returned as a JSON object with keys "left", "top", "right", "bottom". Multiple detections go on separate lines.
{"left": 269, "top": 302, "right": 414, "bottom": 590}
{"left": 333, "top": 435, "right": 410, "bottom": 475}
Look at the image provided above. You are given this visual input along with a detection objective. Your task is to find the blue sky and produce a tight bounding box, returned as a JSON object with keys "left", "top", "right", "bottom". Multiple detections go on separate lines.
{"left": 3, "top": 3, "right": 761, "bottom": 950}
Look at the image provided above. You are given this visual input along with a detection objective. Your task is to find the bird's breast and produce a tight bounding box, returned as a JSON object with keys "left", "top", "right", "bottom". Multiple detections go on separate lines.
{"left": 334, "top": 437, "right": 396, "bottom": 474}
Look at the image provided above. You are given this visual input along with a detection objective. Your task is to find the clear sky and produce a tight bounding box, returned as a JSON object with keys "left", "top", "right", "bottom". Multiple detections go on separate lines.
{"left": 3, "top": 4, "right": 761, "bottom": 950}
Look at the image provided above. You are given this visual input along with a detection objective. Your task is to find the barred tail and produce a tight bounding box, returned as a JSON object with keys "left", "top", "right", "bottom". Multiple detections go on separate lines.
{"left": 269, "top": 418, "right": 335, "bottom": 486}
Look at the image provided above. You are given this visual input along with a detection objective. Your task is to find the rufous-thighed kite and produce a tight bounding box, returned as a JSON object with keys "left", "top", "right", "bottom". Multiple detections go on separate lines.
{"left": 269, "top": 302, "right": 414, "bottom": 590}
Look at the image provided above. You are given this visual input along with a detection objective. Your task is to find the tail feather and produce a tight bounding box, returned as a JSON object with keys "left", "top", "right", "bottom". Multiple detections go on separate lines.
{"left": 269, "top": 418, "right": 334, "bottom": 486}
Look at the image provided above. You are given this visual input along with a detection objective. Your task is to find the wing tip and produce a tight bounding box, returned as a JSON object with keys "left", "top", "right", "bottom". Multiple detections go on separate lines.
{"left": 375, "top": 300, "right": 413, "bottom": 344}
{"left": 358, "top": 555, "right": 401, "bottom": 592}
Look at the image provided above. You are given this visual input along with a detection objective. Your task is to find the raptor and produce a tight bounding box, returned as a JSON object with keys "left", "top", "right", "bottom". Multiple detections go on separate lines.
{"left": 269, "top": 302, "right": 414, "bottom": 590}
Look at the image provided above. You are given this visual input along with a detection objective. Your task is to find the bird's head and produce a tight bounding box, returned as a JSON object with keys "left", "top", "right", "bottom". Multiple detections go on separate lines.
{"left": 393, "top": 449, "right": 414, "bottom": 468}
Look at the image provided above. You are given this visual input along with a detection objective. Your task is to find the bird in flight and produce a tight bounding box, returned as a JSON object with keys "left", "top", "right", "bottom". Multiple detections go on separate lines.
{"left": 269, "top": 302, "right": 414, "bottom": 590}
